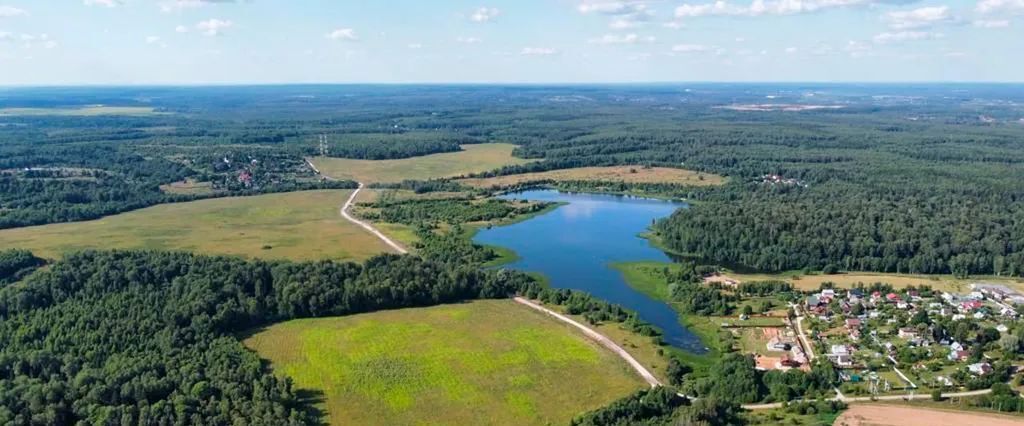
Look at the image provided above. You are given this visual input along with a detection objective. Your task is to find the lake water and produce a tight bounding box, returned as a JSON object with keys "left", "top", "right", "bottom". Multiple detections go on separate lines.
{"left": 474, "top": 189, "right": 707, "bottom": 353}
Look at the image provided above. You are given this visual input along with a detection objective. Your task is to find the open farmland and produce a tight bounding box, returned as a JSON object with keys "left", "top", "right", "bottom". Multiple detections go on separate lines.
{"left": 243, "top": 300, "right": 645, "bottom": 426}
{"left": 724, "top": 271, "right": 1024, "bottom": 293}
{"left": 835, "top": 404, "right": 1024, "bottom": 426}
{"left": 461, "top": 166, "right": 725, "bottom": 188}
{"left": 310, "top": 143, "right": 534, "bottom": 183}
{"left": 0, "top": 190, "right": 393, "bottom": 261}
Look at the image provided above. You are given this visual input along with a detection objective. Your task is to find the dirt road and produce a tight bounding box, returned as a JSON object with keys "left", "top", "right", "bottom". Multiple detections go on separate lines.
{"left": 513, "top": 297, "right": 661, "bottom": 388}
{"left": 307, "top": 159, "right": 408, "bottom": 255}
{"left": 340, "top": 183, "right": 408, "bottom": 254}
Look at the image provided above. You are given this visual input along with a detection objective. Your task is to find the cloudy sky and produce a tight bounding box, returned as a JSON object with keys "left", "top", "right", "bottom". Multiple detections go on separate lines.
{"left": 0, "top": 0, "right": 1020, "bottom": 84}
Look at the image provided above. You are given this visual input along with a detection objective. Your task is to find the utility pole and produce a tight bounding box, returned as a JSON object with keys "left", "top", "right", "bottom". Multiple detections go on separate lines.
{"left": 319, "top": 134, "right": 328, "bottom": 156}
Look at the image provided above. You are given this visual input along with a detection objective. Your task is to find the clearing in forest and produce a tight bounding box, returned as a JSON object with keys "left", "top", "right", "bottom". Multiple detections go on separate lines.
{"left": 0, "top": 190, "right": 392, "bottom": 261}
{"left": 243, "top": 300, "right": 645, "bottom": 426}
{"left": 309, "top": 143, "right": 534, "bottom": 183}
{"left": 460, "top": 165, "right": 725, "bottom": 188}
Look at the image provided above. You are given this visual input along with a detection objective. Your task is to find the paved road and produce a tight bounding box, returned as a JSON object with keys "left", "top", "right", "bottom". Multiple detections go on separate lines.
{"left": 340, "top": 183, "right": 408, "bottom": 254}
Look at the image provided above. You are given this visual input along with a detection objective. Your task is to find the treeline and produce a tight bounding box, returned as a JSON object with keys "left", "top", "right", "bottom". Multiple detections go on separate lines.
{"left": 0, "top": 249, "right": 44, "bottom": 286}
{"left": 656, "top": 184, "right": 1024, "bottom": 276}
{"left": 0, "top": 250, "right": 535, "bottom": 425}
{"left": 571, "top": 388, "right": 744, "bottom": 426}
{"left": 683, "top": 354, "right": 840, "bottom": 404}
{"left": 369, "top": 179, "right": 467, "bottom": 194}
{"left": 314, "top": 132, "right": 482, "bottom": 160}
{"left": 363, "top": 197, "right": 552, "bottom": 227}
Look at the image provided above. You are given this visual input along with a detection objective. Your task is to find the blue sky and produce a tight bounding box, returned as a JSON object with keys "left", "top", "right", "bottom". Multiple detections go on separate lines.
{"left": 0, "top": 0, "right": 1021, "bottom": 84}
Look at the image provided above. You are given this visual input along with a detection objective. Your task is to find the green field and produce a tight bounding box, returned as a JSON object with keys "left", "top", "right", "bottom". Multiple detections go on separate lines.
{"left": 0, "top": 106, "right": 161, "bottom": 116}
{"left": 310, "top": 143, "right": 535, "bottom": 183}
{"left": 0, "top": 190, "right": 392, "bottom": 261}
{"left": 243, "top": 300, "right": 645, "bottom": 425}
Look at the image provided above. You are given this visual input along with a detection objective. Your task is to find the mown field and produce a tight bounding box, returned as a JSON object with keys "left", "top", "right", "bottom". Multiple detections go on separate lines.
{"left": 310, "top": 143, "right": 534, "bottom": 183}
{"left": 724, "top": 271, "right": 1024, "bottom": 293}
{"left": 460, "top": 166, "right": 726, "bottom": 188}
{"left": 243, "top": 300, "right": 645, "bottom": 426}
{"left": 0, "top": 190, "right": 392, "bottom": 261}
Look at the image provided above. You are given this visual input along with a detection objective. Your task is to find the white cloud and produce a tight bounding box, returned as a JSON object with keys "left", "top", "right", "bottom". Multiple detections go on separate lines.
{"left": 470, "top": 7, "right": 501, "bottom": 22}
{"left": 609, "top": 17, "right": 640, "bottom": 29}
{"left": 0, "top": 5, "right": 28, "bottom": 17}
{"left": 872, "top": 30, "right": 942, "bottom": 44}
{"left": 578, "top": 1, "right": 649, "bottom": 15}
{"left": 884, "top": 6, "right": 954, "bottom": 30}
{"left": 456, "top": 36, "right": 482, "bottom": 43}
{"left": 11, "top": 33, "right": 57, "bottom": 49}
{"left": 973, "top": 19, "right": 1010, "bottom": 27}
{"left": 84, "top": 0, "right": 123, "bottom": 7}
{"left": 976, "top": 0, "right": 1024, "bottom": 14}
{"left": 673, "top": 0, "right": 892, "bottom": 19}
{"left": 844, "top": 40, "right": 872, "bottom": 57}
{"left": 520, "top": 47, "right": 559, "bottom": 56}
{"left": 663, "top": 21, "right": 686, "bottom": 29}
{"left": 589, "top": 33, "right": 656, "bottom": 44}
{"left": 407, "top": 43, "right": 423, "bottom": 49}
{"left": 175, "top": 25, "right": 189, "bottom": 33}
{"left": 326, "top": 28, "right": 357, "bottom": 41}
{"left": 146, "top": 36, "right": 162, "bottom": 44}
{"left": 160, "top": 0, "right": 234, "bottom": 13}
{"left": 784, "top": 46, "right": 798, "bottom": 53}
{"left": 809, "top": 44, "right": 835, "bottom": 55}
{"left": 671, "top": 43, "right": 713, "bottom": 53}
{"left": 196, "top": 18, "right": 233, "bottom": 36}
{"left": 579, "top": 1, "right": 655, "bottom": 30}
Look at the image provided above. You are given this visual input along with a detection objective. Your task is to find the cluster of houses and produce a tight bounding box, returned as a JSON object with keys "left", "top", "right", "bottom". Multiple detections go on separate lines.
{"left": 804, "top": 283, "right": 1020, "bottom": 380}
{"left": 764, "top": 334, "right": 808, "bottom": 369}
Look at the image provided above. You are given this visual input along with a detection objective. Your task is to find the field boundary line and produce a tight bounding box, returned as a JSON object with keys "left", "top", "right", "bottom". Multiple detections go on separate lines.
{"left": 513, "top": 297, "right": 661, "bottom": 388}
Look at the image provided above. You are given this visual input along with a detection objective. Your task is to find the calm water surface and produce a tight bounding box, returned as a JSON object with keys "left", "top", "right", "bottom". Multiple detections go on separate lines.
{"left": 474, "top": 189, "right": 707, "bottom": 353}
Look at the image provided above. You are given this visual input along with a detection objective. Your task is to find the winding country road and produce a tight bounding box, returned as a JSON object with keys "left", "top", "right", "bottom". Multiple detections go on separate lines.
{"left": 514, "top": 297, "right": 662, "bottom": 387}
{"left": 340, "top": 183, "right": 408, "bottom": 254}
{"left": 307, "top": 158, "right": 408, "bottom": 254}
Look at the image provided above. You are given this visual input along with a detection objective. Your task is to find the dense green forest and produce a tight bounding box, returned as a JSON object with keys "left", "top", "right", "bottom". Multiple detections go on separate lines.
{"left": 0, "top": 249, "right": 44, "bottom": 286}
{"left": 361, "top": 196, "right": 552, "bottom": 227}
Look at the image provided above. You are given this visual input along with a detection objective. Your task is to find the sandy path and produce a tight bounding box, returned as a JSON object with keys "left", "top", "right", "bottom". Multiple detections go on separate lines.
{"left": 306, "top": 159, "right": 408, "bottom": 255}
{"left": 513, "top": 297, "right": 661, "bottom": 388}
{"left": 340, "top": 184, "right": 408, "bottom": 254}
{"left": 835, "top": 404, "right": 1024, "bottom": 426}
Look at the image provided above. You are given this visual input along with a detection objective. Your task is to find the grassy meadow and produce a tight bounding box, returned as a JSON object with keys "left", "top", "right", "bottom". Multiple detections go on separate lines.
{"left": 310, "top": 143, "right": 534, "bottom": 183}
{"left": 0, "top": 190, "right": 393, "bottom": 262}
{"left": 243, "top": 300, "right": 646, "bottom": 426}
{"left": 460, "top": 166, "right": 726, "bottom": 188}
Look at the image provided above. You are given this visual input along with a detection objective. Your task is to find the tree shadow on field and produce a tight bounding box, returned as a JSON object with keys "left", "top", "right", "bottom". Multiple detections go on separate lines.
{"left": 294, "top": 388, "right": 329, "bottom": 426}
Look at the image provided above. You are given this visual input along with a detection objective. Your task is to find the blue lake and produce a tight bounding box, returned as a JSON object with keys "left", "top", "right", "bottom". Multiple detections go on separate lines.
{"left": 473, "top": 189, "right": 707, "bottom": 353}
